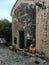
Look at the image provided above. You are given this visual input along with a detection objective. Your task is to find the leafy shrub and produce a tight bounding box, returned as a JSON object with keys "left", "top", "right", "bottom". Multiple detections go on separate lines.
{"left": 24, "top": 46, "right": 28, "bottom": 52}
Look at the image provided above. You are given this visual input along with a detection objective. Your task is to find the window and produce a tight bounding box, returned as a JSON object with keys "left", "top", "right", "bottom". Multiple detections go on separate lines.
{"left": 14, "top": 37, "right": 17, "bottom": 44}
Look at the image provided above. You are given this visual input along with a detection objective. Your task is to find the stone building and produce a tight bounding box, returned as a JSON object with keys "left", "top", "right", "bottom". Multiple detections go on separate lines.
{"left": 11, "top": 0, "right": 49, "bottom": 58}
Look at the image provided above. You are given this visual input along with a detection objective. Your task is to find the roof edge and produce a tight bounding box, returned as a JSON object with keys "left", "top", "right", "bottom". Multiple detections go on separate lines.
{"left": 10, "top": 0, "right": 19, "bottom": 16}
{"left": 10, "top": 0, "right": 36, "bottom": 16}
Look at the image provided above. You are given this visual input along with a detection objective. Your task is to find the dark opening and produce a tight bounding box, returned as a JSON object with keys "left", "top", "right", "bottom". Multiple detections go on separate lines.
{"left": 27, "top": 39, "right": 32, "bottom": 47}
{"left": 34, "top": 61, "right": 40, "bottom": 64}
{"left": 14, "top": 37, "right": 16, "bottom": 44}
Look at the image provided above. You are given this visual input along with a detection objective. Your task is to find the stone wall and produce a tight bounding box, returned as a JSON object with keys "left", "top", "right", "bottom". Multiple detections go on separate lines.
{"left": 12, "top": 3, "right": 36, "bottom": 47}
{"left": 11, "top": 0, "right": 49, "bottom": 58}
{"left": 36, "top": 6, "right": 49, "bottom": 58}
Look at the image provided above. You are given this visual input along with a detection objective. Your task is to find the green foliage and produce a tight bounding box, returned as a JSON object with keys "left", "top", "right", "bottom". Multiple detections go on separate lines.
{"left": 24, "top": 48, "right": 28, "bottom": 52}
{"left": 24, "top": 46, "right": 28, "bottom": 52}
{"left": 0, "top": 19, "right": 12, "bottom": 45}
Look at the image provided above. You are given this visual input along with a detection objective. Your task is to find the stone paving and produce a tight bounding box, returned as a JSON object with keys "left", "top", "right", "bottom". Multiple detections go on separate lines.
{"left": 0, "top": 45, "right": 49, "bottom": 65}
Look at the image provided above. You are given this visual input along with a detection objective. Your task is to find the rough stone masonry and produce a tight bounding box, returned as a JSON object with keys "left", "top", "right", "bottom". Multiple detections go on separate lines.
{"left": 11, "top": 0, "right": 49, "bottom": 59}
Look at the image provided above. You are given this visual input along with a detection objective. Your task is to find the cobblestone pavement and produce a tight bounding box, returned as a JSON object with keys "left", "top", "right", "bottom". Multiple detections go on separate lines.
{"left": 0, "top": 44, "right": 49, "bottom": 65}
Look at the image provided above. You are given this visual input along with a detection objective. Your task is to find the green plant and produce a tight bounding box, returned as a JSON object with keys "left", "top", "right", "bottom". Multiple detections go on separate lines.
{"left": 24, "top": 46, "right": 28, "bottom": 52}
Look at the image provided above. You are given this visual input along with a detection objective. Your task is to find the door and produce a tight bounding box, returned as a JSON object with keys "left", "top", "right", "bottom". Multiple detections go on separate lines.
{"left": 19, "top": 31, "right": 25, "bottom": 49}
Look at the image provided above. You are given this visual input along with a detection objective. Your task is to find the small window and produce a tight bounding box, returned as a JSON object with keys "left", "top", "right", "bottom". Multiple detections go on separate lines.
{"left": 14, "top": 37, "right": 16, "bottom": 44}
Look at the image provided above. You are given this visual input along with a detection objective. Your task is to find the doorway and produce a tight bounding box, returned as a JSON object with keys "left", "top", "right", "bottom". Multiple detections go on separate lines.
{"left": 19, "top": 31, "right": 25, "bottom": 49}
